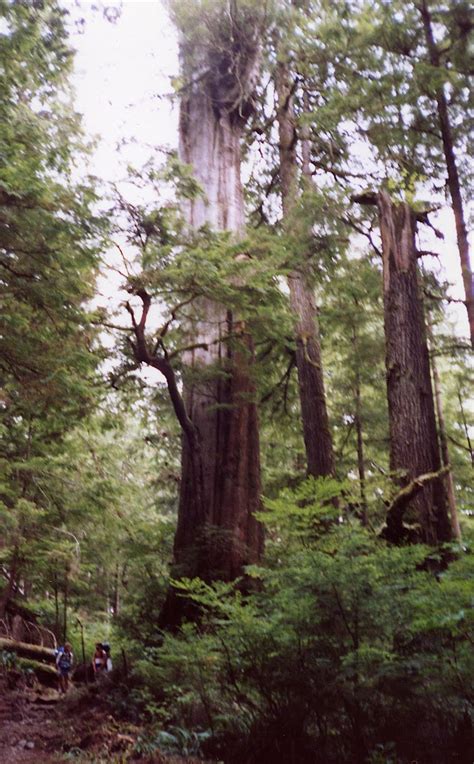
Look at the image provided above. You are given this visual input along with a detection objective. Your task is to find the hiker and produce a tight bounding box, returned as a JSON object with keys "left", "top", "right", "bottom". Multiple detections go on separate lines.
{"left": 56, "top": 642, "right": 73, "bottom": 694}
{"left": 92, "top": 642, "right": 107, "bottom": 676}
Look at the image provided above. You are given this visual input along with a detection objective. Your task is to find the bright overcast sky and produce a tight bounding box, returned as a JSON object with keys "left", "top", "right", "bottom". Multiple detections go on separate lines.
{"left": 68, "top": 0, "right": 178, "bottom": 183}
{"left": 64, "top": 0, "right": 470, "bottom": 340}
{"left": 64, "top": 0, "right": 179, "bottom": 334}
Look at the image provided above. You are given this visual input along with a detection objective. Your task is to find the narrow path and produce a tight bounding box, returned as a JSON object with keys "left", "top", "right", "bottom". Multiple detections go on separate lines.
{"left": 0, "top": 677, "right": 212, "bottom": 763}
{"left": 0, "top": 682, "right": 63, "bottom": 762}
{"left": 0, "top": 678, "right": 136, "bottom": 762}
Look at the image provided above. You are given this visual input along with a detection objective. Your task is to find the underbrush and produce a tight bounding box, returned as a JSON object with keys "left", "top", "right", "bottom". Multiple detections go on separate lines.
{"left": 110, "top": 480, "right": 474, "bottom": 763}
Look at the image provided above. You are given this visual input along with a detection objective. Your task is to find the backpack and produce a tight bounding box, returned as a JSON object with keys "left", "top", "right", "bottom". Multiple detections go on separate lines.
{"left": 58, "top": 651, "right": 72, "bottom": 670}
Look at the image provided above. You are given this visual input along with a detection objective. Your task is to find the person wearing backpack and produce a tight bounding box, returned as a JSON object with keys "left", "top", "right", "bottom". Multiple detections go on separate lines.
{"left": 92, "top": 642, "right": 107, "bottom": 676}
{"left": 56, "top": 642, "right": 74, "bottom": 694}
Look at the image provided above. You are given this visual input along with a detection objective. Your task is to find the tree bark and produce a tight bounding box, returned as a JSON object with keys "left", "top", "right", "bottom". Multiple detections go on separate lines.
{"left": 275, "top": 59, "right": 335, "bottom": 478}
{"left": 159, "top": 20, "right": 264, "bottom": 628}
{"left": 419, "top": 0, "right": 474, "bottom": 347}
{"left": 377, "top": 190, "right": 451, "bottom": 544}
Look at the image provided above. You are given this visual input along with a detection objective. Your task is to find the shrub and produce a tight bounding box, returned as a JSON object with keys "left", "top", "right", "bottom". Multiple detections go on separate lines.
{"left": 120, "top": 479, "right": 474, "bottom": 763}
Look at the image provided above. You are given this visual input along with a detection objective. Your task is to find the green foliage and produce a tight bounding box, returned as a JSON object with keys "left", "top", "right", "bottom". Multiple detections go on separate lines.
{"left": 19, "top": 409, "right": 176, "bottom": 647}
{"left": 0, "top": 0, "right": 107, "bottom": 617}
{"left": 305, "top": 0, "right": 471, "bottom": 191}
{"left": 127, "top": 481, "right": 474, "bottom": 763}
{"left": 109, "top": 156, "right": 302, "bottom": 420}
{"left": 322, "top": 254, "right": 388, "bottom": 481}
{"left": 135, "top": 726, "right": 212, "bottom": 758}
{"left": 259, "top": 475, "right": 345, "bottom": 544}
{"left": 437, "top": 353, "right": 474, "bottom": 519}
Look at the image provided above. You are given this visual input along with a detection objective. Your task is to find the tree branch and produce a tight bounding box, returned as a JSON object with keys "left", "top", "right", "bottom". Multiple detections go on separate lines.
{"left": 342, "top": 214, "right": 382, "bottom": 257}
{"left": 424, "top": 289, "right": 466, "bottom": 306}
{"left": 383, "top": 465, "right": 450, "bottom": 542}
{"left": 125, "top": 288, "right": 198, "bottom": 447}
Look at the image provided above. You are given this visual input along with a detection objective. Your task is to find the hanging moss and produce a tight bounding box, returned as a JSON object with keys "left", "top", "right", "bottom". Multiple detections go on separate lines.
{"left": 168, "top": 0, "right": 274, "bottom": 118}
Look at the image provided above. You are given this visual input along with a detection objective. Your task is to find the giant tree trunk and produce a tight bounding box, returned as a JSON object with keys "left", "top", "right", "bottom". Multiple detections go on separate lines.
{"left": 159, "top": 17, "right": 264, "bottom": 628}
{"left": 419, "top": 0, "right": 474, "bottom": 347}
{"left": 378, "top": 191, "right": 451, "bottom": 544}
{"left": 275, "top": 60, "right": 335, "bottom": 478}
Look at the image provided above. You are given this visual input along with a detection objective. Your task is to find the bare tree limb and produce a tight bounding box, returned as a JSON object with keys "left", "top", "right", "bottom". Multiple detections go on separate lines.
{"left": 125, "top": 288, "right": 199, "bottom": 448}
{"left": 383, "top": 465, "right": 451, "bottom": 542}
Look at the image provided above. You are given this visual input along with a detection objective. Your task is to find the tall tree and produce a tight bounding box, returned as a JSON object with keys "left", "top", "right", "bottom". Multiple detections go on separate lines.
{"left": 291, "top": 0, "right": 472, "bottom": 342}
{"left": 121, "top": 1, "right": 272, "bottom": 626}
{"left": 359, "top": 191, "right": 452, "bottom": 544}
{"left": 172, "top": 0, "right": 265, "bottom": 581}
{"left": 417, "top": 0, "right": 473, "bottom": 347}
{"left": 275, "top": 49, "right": 335, "bottom": 478}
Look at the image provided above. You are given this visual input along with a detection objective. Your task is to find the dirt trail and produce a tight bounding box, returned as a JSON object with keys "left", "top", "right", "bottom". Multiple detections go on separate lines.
{"left": 0, "top": 677, "right": 210, "bottom": 763}
{"left": 0, "top": 683, "right": 64, "bottom": 762}
{"left": 0, "top": 683, "right": 143, "bottom": 762}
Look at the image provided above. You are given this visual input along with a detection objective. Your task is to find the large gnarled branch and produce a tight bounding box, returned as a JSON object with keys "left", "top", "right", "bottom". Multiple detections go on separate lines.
{"left": 125, "top": 290, "right": 198, "bottom": 448}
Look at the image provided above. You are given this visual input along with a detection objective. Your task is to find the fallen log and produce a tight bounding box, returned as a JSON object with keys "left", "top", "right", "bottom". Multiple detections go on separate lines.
{"left": 0, "top": 637, "right": 56, "bottom": 663}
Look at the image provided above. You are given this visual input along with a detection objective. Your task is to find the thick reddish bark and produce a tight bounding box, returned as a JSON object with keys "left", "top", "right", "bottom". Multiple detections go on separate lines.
{"left": 173, "top": 323, "right": 262, "bottom": 583}
{"left": 276, "top": 60, "right": 335, "bottom": 478}
{"left": 159, "top": 27, "right": 263, "bottom": 628}
{"left": 378, "top": 190, "right": 451, "bottom": 544}
{"left": 419, "top": 0, "right": 474, "bottom": 347}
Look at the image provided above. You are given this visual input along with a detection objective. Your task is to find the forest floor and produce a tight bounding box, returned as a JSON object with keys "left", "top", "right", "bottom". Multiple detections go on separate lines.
{"left": 0, "top": 677, "right": 208, "bottom": 763}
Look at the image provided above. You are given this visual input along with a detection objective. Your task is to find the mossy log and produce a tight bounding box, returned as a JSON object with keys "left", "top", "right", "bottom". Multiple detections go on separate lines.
{"left": 0, "top": 636, "right": 56, "bottom": 663}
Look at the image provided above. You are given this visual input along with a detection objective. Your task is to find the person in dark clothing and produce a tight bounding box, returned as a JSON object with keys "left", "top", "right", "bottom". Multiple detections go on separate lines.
{"left": 56, "top": 642, "right": 73, "bottom": 694}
